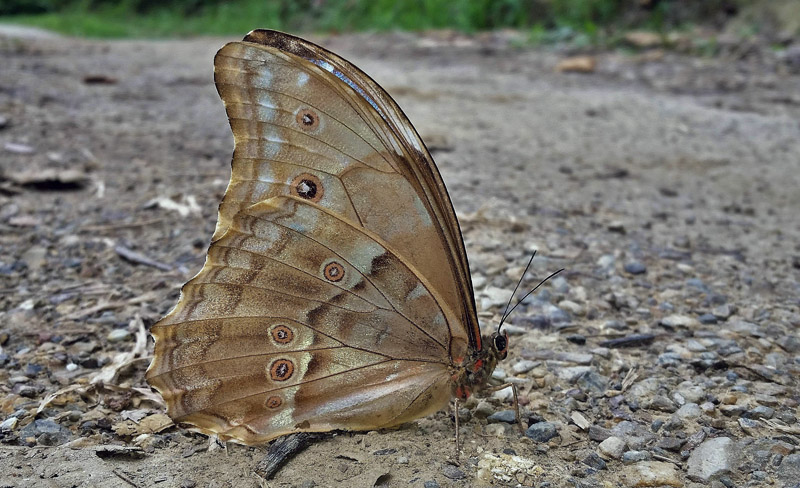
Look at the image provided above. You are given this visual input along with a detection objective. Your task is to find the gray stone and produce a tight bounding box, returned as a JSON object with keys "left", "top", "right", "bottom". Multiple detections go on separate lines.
{"left": 675, "top": 402, "right": 702, "bottom": 420}
{"left": 777, "top": 454, "right": 800, "bottom": 486}
{"left": 511, "top": 359, "right": 538, "bottom": 374}
{"left": 526, "top": 422, "right": 558, "bottom": 442}
{"left": 698, "top": 313, "right": 718, "bottom": 324}
{"left": 472, "top": 400, "right": 494, "bottom": 418}
{"left": 487, "top": 410, "right": 516, "bottom": 424}
{"left": 675, "top": 382, "right": 706, "bottom": 403}
{"left": 623, "top": 261, "right": 646, "bottom": 275}
{"left": 576, "top": 370, "right": 609, "bottom": 394}
{"left": 19, "top": 419, "right": 72, "bottom": 446}
{"left": 582, "top": 452, "right": 607, "bottom": 470}
{"left": 687, "top": 437, "right": 735, "bottom": 482}
{"left": 649, "top": 395, "right": 677, "bottom": 413}
{"left": 441, "top": 464, "right": 465, "bottom": 480}
{"left": 744, "top": 406, "right": 775, "bottom": 420}
{"left": 712, "top": 304, "right": 733, "bottom": 319}
{"left": 622, "top": 450, "right": 651, "bottom": 463}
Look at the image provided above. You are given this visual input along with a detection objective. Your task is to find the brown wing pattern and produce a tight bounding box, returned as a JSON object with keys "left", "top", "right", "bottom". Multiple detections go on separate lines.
{"left": 147, "top": 30, "right": 480, "bottom": 444}
{"left": 147, "top": 196, "right": 467, "bottom": 443}
{"left": 213, "top": 30, "right": 479, "bottom": 349}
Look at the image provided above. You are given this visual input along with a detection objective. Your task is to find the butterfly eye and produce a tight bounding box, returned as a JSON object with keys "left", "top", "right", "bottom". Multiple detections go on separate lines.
{"left": 494, "top": 333, "right": 509, "bottom": 359}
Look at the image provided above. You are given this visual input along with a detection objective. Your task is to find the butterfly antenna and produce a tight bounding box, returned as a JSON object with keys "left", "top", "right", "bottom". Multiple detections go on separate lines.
{"left": 497, "top": 267, "right": 565, "bottom": 334}
{"left": 499, "top": 251, "right": 536, "bottom": 328}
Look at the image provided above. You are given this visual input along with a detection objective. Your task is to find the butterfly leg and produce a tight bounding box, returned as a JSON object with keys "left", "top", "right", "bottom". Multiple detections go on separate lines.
{"left": 487, "top": 382, "right": 525, "bottom": 435}
{"left": 453, "top": 397, "right": 461, "bottom": 458}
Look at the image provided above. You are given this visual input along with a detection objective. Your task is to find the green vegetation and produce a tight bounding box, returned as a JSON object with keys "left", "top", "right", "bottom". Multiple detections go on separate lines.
{"left": 0, "top": 0, "right": 750, "bottom": 40}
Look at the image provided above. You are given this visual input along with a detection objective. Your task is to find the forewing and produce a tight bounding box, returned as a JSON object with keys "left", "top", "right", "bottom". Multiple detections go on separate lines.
{"left": 213, "top": 30, "right": 479, "bottom": 348}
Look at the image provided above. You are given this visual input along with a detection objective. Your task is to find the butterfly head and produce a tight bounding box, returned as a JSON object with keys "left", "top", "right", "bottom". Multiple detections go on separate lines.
{"left": 491, "top": 330, "right": 509, "bottom": 361}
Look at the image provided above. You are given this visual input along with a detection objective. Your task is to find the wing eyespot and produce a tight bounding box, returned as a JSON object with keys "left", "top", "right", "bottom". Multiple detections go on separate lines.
{"left": 270, "top": 324, "right": 294, "bottom": 345}
{"left": 265, "top": 396, "right": 282, "bottom": 409}
{"left": 295, "top": 108, "right": 320, "bottom": 131}
{"left": 323, "top": 261, "right": 345, "bottom": 282}
{"left": 290, "top": 173, "right": 324, "bottom": 202}
{"left": 269, "top": 359, "right": 295, "bottom": 381}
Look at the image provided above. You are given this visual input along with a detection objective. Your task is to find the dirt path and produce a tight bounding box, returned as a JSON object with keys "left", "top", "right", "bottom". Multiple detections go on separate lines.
{"left": 1, "top": 29, "right": 799, "bottom": 487}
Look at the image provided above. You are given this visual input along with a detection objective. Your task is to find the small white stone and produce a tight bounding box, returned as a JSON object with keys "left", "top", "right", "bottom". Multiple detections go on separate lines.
{"left": 107, "top": 328, "right": 131, "bottom": 342}
{"left": 0, "top": 417, "right": 18, "bottom": 431}
{"left": 598, "top": 436, "right": 626, "bottom": 459}
{"left": 512, "top": 360, "right": 538, "bottom": 375}
{"left": 481, "top": 287, "right": 514, "bottom": 308}
{"left": 558, "top": 300, "right": 585, "bottom": 316}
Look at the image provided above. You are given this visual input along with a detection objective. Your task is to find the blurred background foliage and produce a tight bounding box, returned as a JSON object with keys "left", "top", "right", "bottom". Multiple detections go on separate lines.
{"left": 0, "top": 0, "right": 796, "bottom": 41}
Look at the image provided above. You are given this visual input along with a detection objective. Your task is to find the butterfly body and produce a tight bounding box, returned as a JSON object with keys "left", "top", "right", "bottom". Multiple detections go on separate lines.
{"left": 146, "top": 30, "right": 507, "bottom": 445}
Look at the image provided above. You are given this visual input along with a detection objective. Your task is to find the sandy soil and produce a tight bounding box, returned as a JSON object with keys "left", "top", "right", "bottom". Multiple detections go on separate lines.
{"left": 1, "top": 28, "right": 799, "bottom": 488}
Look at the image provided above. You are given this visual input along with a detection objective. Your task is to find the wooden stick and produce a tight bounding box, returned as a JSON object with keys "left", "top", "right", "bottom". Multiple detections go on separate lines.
{"left": 253, "top": 432, "right": 324, "bottom": 480}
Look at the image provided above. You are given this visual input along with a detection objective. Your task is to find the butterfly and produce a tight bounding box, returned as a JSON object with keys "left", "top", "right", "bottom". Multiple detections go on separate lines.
{"left": 145, "top": 29, "right": 513, "bottom": 445}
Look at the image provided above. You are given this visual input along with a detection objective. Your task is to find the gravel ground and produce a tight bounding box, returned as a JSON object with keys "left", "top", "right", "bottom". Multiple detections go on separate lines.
{"left": 1, "top": 28, "right": 799, "bottom": 488}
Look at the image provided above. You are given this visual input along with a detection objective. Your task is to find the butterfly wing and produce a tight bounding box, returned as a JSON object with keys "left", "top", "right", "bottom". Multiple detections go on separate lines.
{"left": 147, "top": 196, "right": 465, "bottom": 443}
{"left": 147, "top": 30, "right": 479, "bottom": 444}
{"left": 213, "top": 30, "right": 480, "bottom": 349}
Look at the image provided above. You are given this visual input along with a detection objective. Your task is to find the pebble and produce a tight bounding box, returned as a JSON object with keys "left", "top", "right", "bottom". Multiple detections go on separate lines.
{"left": 698, "top": 313, "right": 718, "bottom": 324}
{"left": 525, "top": 422, "right": 558, "bottom": 442}
{"left": 744, "top": 406, "right": 774, "bottom": 420}
{"left": 687, "top": 437, "right": 735, "bottom": 482}
{"left": 107, "top": 328, "right": 132, "bottom": 342}
{"left": 623, "top": 261, "right": 646, "bottom": 275}
{"left": 582, "top": 452, "right": 607, "bottom": 470}
{"left": 621, "top": 461, "right": 681, "bottom": 487}
{"left": 712, "top": 304, "right": 733, "bottom": 319}
{"left": 597, "top": 436, "right": 626, "bottom": 459}
{"left": 660, "top": 315, "right": 699, "bottom": 328}
{"left": 472, "top": 400, "right": 495, "bottom": 418}
{"left": 441, "top": 464, "right": 465, "bottom": 480}
{"left": 481, "top": 286, "right": 513, "bottom": 308}
{"left": 674, "top": 402, "right": 702, "bottom": 420}
{"left": 487, "top": 410, "right": 516, "bottom": 424}
{"left": 622, "top": 450, "right": 651, "bottom": 463}
{"left": 4, "top": 142, "right": 34, "bottom": 154}
{"left": 777, "top": 453, "right": 800, "bottom": 486}
{"left": 0, "top": 417, "right": 18, "bottom": 431}
{"left": 558, "top": 300, "right": 585, "bottom": 316}
{"left": 423, "top": 481, "right": 440, "bottom": 488}
{"left": 19, "top": 419, "right": 72, "bottom": 446}
{"left": 511, "top": 359, "right": 538, "bottom": 374}
{"left": 543, "top": 304, "right": 570, "bottom": 324}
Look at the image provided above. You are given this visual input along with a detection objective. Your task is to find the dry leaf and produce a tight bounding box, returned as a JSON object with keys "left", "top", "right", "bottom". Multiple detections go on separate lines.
{"left": 624, "top": 31, "right": 663, "bottom": 48}
{"left": 555, "top": 56, "right": 596, "bottom": 73}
